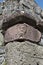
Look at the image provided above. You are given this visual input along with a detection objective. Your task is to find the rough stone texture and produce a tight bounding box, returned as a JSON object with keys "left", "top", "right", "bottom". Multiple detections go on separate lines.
{"left": 39, "top": 39, "right": 43, "bottom": 46}
{"left": 0, "top": 0, "right": 43, "bottom": 65}
{"left": 0, "top": 0, "right": 43, "bottom": 30}
{"left": 2, "top": 13, "right": 37, "bottom": 30}
{"left": 0, "top": 31, "right": 5, "bottom": 65}
{"left": 34, "top": 6, "right": 41, "bottom": 14}
{"left": 0, "top": 15, "right": 3, "bottom": 29}
{"left": 40, "top": 11, "right": 43, "bottom": 18}
{"left": 5, "top": 23, "right": 41, "bottom": 43}
{"left": 0, "top": 46, "right": 5, "bottom": 65}
{"left": 0, "top": 31, "right": 4, "bottom": 46}
{"left": 5, "top": 41, "right": 43, "bottom": 65}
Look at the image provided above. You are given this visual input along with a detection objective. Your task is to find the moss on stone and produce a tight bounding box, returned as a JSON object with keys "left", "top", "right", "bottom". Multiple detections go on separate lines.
{"left": 1, "top": 60, "right": 7, "bottom": 65}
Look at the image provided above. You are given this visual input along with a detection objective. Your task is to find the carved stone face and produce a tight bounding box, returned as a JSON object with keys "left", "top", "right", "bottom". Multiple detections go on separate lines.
{"left": 4, "top": 23, "right": 41, "bottom": 43}
{"left": 0, "top": 0, "right": 43, "bottom": 65}
{"left": 2, "top": 12, "right": 42, "bottom": 65}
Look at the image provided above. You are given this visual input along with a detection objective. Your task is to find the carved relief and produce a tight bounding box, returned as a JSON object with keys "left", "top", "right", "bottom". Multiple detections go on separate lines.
{"left": 5, "top": 23, "right": 41, "bottom": 43}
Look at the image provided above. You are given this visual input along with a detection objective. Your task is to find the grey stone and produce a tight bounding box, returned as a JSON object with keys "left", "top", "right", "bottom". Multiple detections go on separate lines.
{"left": 2, "top": 7, "right": 12, "bottom": 17}
{"left": 0, "top": 20, "right": 3, "bottom": 29}
{"left": 0, "top": 47, "right": 5, "bottom": 54}
{"left": 5, "top": 41, "right": 36, "bottom": 65}
{"left": 0, "top": 7, "right": 3, "bottom": 15}
{"left": 0, "top": 57, "right": 4, "bottom": 64}
{"left": 0, "top": 47, "right": 5, "bottom": 65}
{"left": 39, "top": 39, "right": 43, "bottom": 46}
{"left": 0, "top": 0, "right": 43, "bottom": 65}
{"left": 0, "top": 32, "right": 4, "bottom": 46}
{"left": 22, "top": 2, "right": 33, "bottom": 9}
{"left": 2, "top": 12, "right": 37, "bottom": 30}
{"left": 34, "top": 6, "right": 41, "bottom": 15}
{"left": 5, "top": 41, "right": 43, "bottom": 65}
{"left": 40, "top": 11, "right": 43, "bottom": 18}
{"left": 42, "top": 34, "right": 43, "bottom": 38}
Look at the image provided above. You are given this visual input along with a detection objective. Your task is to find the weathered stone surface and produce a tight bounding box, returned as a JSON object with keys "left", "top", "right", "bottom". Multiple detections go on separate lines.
{"left": 0, "top": 7, "right": 3, "bottom": 15}
{"left": 5, "top": 41, "right": 43, "bottom": 65}
{"left": 0, "top": 47, "right": 5, "bottom": 65}
{"left": 2, "top": 14, "right": 36, "bottom": 30}
{"left": 0, "top": 15, "right": 3, "bottom": 29}
{"left": 0, "top": 47, "right": 5, "bottom": 54}
{"left": 39, "top": 39, "right": 43, "bottom": 45}
{"left": 0, "top": 31, "right": 4, "bottom": 46}
{"left": 0, "top": 0, "right": 43, "bottom": 65}
{"left": 40, "top": 11, "right": 43, "bottom": 18}
{"left": 34, "top": 6, "right": 41, "bottom": 15}
{"left": 0, "top": 0, "right": 42, "bottom": 32}
{"left": 0, "top": 20, "right": 3, "bottom": 29}
{"left": 5, "top": 23, "right": 41, "bottom": 43}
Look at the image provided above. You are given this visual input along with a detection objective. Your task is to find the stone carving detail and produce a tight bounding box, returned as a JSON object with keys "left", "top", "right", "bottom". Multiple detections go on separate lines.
{"left": 0, "top": 0, "right": 43, "bottom": 65}
{"left": 5, "top": 23, "right": 41, "bottom": 43}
